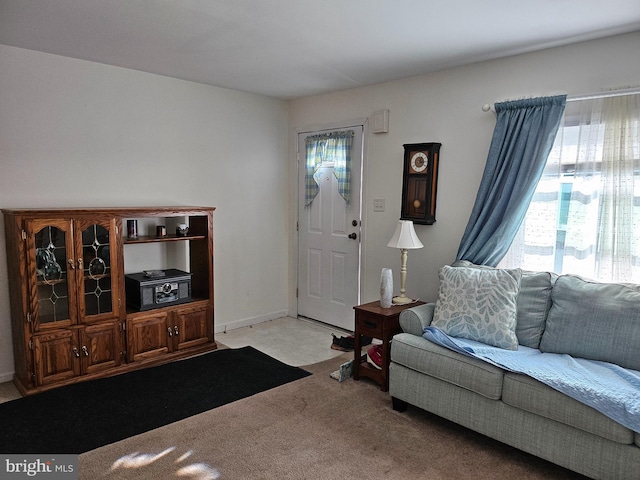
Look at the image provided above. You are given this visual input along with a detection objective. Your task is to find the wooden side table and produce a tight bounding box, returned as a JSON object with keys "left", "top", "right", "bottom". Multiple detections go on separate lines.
{"left": 353, "top": 300, "right": 425, "bottom": 391}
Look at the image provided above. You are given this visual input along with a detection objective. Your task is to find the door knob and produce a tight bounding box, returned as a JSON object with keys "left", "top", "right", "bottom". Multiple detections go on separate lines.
{"left": 348, "top": 233, "right": 357, "bottom": 240}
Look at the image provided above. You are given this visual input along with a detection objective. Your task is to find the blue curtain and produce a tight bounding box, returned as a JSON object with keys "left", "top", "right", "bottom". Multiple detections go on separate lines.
{"left": 305, "top": 130, "right": 353, "bottom": 206}
{"left": 456, "top": 95, "right": 567, "bottom": 266}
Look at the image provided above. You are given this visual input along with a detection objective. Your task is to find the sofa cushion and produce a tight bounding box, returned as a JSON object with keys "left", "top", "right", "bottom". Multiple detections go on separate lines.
{"left": 539, "top": 274, "right": 640, "bottom": 371}
{"left": 432, "top": 265, "right": 521, "bottom": 350}
{"left": 453, "top": 260, "right": 556, "bottom": 348}
{"left": 502, "top": 372, "right": 634, "bottom": 445}
{"left": 514, "top": 270, "right": 557, "bottom": 348}
{"left": 391, "top": 332, "right": 505, "bottom": 400}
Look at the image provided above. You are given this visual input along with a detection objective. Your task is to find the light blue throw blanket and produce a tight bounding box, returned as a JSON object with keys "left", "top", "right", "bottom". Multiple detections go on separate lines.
{"left": 423, "top": 326, "right": 640, "bottom": 433}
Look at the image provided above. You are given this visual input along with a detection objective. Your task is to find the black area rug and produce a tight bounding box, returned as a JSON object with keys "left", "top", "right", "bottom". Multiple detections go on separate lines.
{"left": 0, "top": 346, "right": 310, "bottom": 454}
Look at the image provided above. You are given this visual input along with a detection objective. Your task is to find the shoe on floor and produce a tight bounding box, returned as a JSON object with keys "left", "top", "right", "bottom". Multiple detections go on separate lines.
{"left": 331, "top": 334, "right": 373, "bottom": 351}
{"left": 366, "top": 344, "right": 383, "bottom": 370}
{"left": 331, "top": 334, "right": 355, "bottom": 351}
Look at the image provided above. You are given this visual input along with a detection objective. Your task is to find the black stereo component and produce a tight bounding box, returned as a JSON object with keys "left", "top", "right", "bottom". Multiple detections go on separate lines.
{"left": 125, "top": 269, "right": 192, "bottom": 311}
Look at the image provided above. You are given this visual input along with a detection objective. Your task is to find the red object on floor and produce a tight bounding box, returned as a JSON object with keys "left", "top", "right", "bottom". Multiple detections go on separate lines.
{"left": 366, "top": 345, "right": 383, "bottom": 370}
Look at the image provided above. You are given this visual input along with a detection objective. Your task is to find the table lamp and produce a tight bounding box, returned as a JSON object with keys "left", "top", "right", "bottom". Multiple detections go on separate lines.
{"left": 387, "top": 220, "right": 423, "bottom": 304}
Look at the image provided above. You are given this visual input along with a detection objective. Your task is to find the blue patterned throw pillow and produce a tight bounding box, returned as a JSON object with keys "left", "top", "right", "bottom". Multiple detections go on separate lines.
{"left": 432, "top": 265, "right": 522, "bottom": 350}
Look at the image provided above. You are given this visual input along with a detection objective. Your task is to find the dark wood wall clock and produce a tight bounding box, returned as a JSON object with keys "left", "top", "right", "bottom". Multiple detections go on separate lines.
{"left": 400, "top": 142, "right": 441, "bottom": 225}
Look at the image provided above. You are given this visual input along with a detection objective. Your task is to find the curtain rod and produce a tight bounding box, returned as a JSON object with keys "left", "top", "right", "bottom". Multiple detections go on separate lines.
{"left": 567, "top": 86, "right": 640, "bottom": 102}
{"left": 482, "top": 86, "right": 640, "bottom": 112}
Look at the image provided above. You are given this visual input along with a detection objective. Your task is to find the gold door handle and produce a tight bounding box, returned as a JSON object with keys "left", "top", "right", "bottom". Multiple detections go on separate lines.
{"left": 72, "top": 347, "right": 80, "bottom": 358}
{"left": 77, "top": 258, "right": 83, "bottom": 270}
{"left": 174, "top": 325, "right": 179, "bottom": 336}
{"left": 167, "top": 327, "right": 173, "bottom": 337}
{"left": 68, "top": 259, "right": 75, "bottom": 270}
{"left": 82, "top": 346, "right": 89, "bottom": 357}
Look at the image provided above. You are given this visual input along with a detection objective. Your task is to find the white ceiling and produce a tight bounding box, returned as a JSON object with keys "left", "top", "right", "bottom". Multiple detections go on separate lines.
{"left": 1, "top": 0, "right": 639, "bottom": 99}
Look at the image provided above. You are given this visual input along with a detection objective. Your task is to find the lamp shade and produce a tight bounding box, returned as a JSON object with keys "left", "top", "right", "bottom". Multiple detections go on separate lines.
{"left": 387, "top": 220, "right": 423, "bottom": 249}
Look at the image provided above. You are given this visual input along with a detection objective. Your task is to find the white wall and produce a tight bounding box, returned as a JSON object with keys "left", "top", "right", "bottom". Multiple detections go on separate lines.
{"left": 288, "top": 31, "right": 640, "bottom": 311}
{"left": 0, "top": 45, "right": 290, "bottom": 381}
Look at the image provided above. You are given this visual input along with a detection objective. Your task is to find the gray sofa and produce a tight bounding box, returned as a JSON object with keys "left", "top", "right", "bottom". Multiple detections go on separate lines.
{"left": 389, "top": 264, "right": 640, "bottom": 480}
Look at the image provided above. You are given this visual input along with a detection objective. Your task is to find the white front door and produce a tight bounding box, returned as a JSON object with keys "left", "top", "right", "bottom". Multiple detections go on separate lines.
{"left": 297, "top": 125, "right": 363, "bottom": 331}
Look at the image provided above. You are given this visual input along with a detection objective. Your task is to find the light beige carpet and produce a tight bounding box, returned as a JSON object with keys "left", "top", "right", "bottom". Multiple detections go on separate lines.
{"left": 79, "top": 353, "right": 589, "bottom": 480}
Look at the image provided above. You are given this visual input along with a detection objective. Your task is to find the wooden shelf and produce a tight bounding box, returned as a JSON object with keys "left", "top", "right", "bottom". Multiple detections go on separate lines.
{"left": 125, "top": 297, "right": 209, "bottom": 315}
{"left": 124, "top": 234, "right": 206, "bottom": 244}
{"left": 357, "top": 361, "right": 384, "bottom": 384}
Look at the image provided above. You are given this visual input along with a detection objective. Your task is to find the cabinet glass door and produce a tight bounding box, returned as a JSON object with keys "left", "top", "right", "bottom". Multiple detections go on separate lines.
{"left": 27, "top": 219, "right": 77, "bottom": 328}
{"left": 77, "top": 218, "right": 118, "bottom": 321}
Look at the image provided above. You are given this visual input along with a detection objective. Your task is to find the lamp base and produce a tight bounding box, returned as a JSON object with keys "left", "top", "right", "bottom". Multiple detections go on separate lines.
{"left": 392, "top": 295, "right": 413, "bottom": 305}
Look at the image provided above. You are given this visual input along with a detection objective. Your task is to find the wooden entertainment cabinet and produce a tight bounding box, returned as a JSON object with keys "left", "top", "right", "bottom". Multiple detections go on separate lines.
{"left": 2, "top": 206, "right": 216, "bottom": 395}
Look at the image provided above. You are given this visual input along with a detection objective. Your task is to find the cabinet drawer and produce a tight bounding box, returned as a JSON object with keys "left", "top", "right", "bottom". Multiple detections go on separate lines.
{"left": 357, "top": 316, "right": 383, "bottom": 337}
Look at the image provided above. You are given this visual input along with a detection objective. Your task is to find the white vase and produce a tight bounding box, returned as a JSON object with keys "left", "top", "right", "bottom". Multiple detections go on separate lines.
{"left": 380, "top": 268, "right": 393, "bottom": 308}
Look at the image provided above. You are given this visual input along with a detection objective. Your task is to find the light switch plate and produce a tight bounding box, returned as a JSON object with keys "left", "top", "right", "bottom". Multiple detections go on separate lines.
{"left": 373, "top": 198, "right": 385, "bottom": 212}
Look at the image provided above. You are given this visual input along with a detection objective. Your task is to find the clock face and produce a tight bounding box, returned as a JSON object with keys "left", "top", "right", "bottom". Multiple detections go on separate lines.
{"left": 410, "top": 152, "right": 428, "bottom": 173}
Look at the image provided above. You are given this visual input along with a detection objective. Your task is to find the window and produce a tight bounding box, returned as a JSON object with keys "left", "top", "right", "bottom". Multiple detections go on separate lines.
{"left": 500, "top": 94, "right": 640, "bottom": 282}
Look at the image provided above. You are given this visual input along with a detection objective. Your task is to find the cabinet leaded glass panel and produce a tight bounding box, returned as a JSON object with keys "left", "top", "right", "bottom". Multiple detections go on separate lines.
{"left": 81, "top": 223, "right": 113, "bottom": 317}
{"left": 34, "top": 225, "right": 70, "bottom": 324}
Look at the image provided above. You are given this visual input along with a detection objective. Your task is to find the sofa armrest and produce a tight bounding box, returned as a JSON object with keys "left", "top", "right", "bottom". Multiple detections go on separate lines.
{"left": 399, "top": 303, "right": 436, "bottom": 336}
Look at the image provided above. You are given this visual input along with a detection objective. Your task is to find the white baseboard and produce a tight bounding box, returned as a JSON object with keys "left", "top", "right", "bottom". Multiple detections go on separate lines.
{"left": 214, "top": 310, "right": 289, "bottom": 334}
{"left": 0, "top": 371, "right": 14, "bottom": 384}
